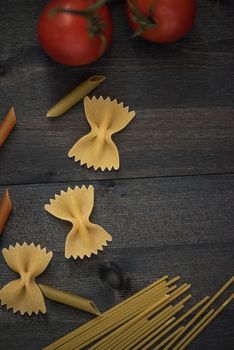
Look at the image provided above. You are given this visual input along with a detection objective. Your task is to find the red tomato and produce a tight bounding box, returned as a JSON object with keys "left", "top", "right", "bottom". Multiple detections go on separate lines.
{"left": 126, "top": 0, "right": 196, "bottom": 43}
{"left": 37, "top": 0, "right": 112, "bottom": 66}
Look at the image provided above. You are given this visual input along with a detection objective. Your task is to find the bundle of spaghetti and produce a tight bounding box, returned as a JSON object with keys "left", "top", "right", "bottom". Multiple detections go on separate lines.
{"left": 136, "top": 276, "right": 233, "bottom": 350}
{"left": 43, "top": 276, "right": 233, "bottom": 350}
{"left": 158, "top": 276, "right": 234, "bottom": 350}
{"left": 43, "top": 275, "right": 179, "bottom": 349}
{"left": 91, "top": 294, "right": 191, "bottom": 350}
{"left": 176, "top": 293, "right": 234, "bottom": 350}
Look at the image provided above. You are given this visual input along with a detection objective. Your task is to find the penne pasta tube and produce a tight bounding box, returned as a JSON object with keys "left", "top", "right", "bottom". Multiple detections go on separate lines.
{"left": 46, "top": 75, "right": 106, "bottom": 117}
{"left": 0, "top": 189, "right": 12, "bottom": 235}
{"left": 39, "top": 284, "right": 100, "bottom": 316}
{"left": 0, "top": 107, "right": 16, "bottom": 147}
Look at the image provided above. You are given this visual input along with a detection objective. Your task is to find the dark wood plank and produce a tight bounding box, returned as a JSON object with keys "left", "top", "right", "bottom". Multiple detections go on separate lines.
{"left": 0, "top": 1, "right": 233, "bottom": 349}
{"left": 1, "top": 175, "right": 234, "bottom": 250}
{"left": 0, "top": 105, "right": 233, "bottom": 185}
{"left": 0, "top": 247, "right": 233, "bottom": 350}
{"left": 0, "top": 175, "right": 233, "bottom": 349}
{"left": 0, "top": 1, "right": 234, "bottom": 184}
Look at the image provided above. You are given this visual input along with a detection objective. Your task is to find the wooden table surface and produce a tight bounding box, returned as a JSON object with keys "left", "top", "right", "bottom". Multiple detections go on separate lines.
{"left": 0, "top": 1, "right": 233, "bottom": 349}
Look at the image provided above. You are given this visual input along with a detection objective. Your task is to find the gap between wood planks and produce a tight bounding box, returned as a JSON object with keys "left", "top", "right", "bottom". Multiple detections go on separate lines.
{"left": 0, "top": 171, "right": 233, "bottom": 188}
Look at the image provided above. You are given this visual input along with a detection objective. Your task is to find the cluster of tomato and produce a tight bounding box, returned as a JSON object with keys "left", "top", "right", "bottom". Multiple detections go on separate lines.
{"left": 38, "top": 0, "right": 196, "bottom": 67}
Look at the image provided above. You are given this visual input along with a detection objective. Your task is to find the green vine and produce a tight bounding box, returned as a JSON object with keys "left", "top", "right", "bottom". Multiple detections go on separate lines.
{"left": 127, "top": 0, "right": 157, "bottom": 37}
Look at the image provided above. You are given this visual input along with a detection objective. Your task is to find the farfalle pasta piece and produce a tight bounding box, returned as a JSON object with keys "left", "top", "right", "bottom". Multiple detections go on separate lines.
{"left": 45, "top": 185, "right": 112, "bottom": 259}
{"left": 0, "top": 243, "right": 53, "bottom": 315}
{"left": 68, "top": 96, "right": 136, "bottom": 171}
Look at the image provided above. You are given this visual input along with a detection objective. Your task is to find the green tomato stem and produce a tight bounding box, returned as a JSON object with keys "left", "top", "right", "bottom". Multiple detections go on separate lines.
{"left": 49, "top": 1, "right": 110, "bottom": 55}
{"left": 127, "top": 0, "right": 157, "bottom": 37}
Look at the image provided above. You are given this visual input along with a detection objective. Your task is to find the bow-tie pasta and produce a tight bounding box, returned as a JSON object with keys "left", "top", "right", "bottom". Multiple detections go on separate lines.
{"left": 0, "top": 243, "right": 53, "bottom": 315}
{"left": 68, "top": 96, "right": 136, "bottom": 171}
{"left": 45, "top": 185, "right": 112, "bottom": 259}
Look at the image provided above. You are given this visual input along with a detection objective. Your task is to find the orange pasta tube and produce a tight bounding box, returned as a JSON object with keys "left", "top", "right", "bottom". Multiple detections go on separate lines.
{"left": 0, "top": 107, "right": 16, "bottom": 147}
{"left": 0, "top": 189, "right": 12, "bottom": 235}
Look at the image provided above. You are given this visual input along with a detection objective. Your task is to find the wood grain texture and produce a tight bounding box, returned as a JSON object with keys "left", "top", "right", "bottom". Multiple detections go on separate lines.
{"left": 0, "top": 0, "right": 233, "bottom": 349}
{"left": 0, "top": 0, "right": 234, "bottom": 184}
{"left": 0, "top": 245, "right": 233, "bottom": 350}
{"left": 1, "top": 175, "right": 234, "bottom": 251}
{"left": 0, "top": 176, "right": 233, "bottom": 349}
{"left": 0, "top": 105, "right": 234, "bottom": 185}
